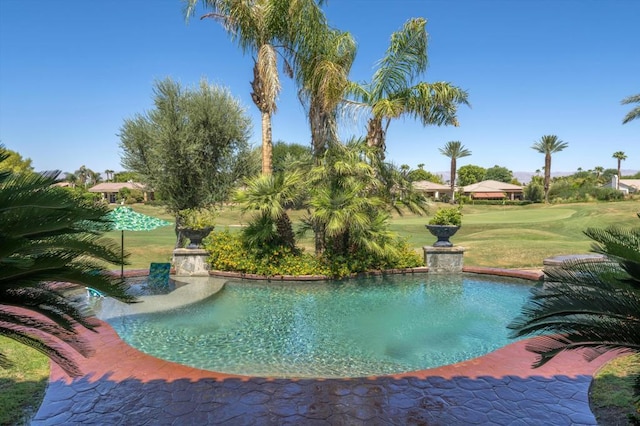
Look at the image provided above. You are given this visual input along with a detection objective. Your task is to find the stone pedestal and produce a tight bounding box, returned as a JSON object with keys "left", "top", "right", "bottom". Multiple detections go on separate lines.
{"left": 172, "top": 248, "right": 210, "bottom": 277}
{"left": 423, "top": 246, "right": 465, "bottom": 273}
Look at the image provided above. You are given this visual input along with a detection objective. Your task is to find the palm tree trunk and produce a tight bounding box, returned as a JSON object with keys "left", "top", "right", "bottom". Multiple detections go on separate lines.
{"left": 544, "top": 154, "right": 552, "bottom": 203}
{"left": 261, "top": 111, "right": 273, "bottom": 175}
{"left": 366, "top": 118, "right": 386, "bottom": 160}
{"left": 450, "top": 158, "right": 457, "bottom": 204}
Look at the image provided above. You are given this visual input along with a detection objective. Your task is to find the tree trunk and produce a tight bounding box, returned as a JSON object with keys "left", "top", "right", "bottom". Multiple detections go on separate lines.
{"left": 544, "top": 154, "right": 552, "bottom": 203}
{"left": 366, "top": 118, "right": 386, "bottom": 160}
{"left": 261, "top": 111, "right": 273, "bottom": 175}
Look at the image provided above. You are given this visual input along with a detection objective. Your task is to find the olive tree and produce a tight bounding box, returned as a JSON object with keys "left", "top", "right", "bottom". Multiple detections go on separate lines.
{"left": 119, "top": 78, "right": 255, "bottom": 214}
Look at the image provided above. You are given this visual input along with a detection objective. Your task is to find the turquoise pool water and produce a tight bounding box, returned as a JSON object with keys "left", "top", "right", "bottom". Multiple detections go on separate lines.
{"left": 104, "top": 274, "right": 533, "bottom": 378}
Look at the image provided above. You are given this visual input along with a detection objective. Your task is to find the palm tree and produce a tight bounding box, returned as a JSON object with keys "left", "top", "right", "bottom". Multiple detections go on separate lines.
{"left": 439, "top": 141, "right": 471, "bottom": 203}
{"left": 531, "top": 135, "right": 568, "bottom": 203}
{"left": 104, "top": 169, "right": 114, "bottom": 182}
{"left": 346, "top": 18, "right": 469, "bottom": 160}
{"left": 593, "top": 166, "right": 604, "bottom": 181}
{"left": 621, "top": 93, "right": 640, "bottom": 124}
{"left": 509, "top": 216, "right": 640, "bottom": 380}
{"left": 0, "top": 147, "right": 135, "bottom": 377}
{"left": 185, "top": 0, "right": 288, "bottom": 175}
{"left": 74, "top": 165, "right": 89, "bottom": 188}
{"left": 305, "top": 141, "right": 396, "bottom": 260}
{"left": 235, "top": 170, "right": 303, "bottom": 252}
{"left": 295, "top": 25, "right": 356, "bottom": 159}
{"left": 612, "top": 151, "right": 627, "bottom": 189}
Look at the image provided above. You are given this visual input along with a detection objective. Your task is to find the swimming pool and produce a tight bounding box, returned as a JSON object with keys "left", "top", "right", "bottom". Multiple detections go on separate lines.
{"left": 98, "top": 274, "right": 534, "bottom": 378}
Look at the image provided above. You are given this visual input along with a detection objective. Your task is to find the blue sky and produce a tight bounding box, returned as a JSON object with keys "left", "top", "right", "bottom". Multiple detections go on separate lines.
{"left": 1, "top": 0, "right": 638, "bottom": 177}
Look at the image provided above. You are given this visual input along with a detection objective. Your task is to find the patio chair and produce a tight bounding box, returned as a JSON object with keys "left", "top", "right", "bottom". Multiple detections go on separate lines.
{"left": 148, "top": 262, "right": 171, "bottom": 287}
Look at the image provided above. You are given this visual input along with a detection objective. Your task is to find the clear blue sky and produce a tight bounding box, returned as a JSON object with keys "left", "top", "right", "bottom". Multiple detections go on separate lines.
{"left": 1, "top": 0, "right": 638, "bottom": 177}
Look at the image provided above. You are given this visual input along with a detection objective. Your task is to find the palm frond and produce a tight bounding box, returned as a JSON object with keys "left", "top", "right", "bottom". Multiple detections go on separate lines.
{"left": 509, "top": 215, "right": 640, "bottom": 370}
{"left": 0, "top": 145, "right": 136, "bottom": 376}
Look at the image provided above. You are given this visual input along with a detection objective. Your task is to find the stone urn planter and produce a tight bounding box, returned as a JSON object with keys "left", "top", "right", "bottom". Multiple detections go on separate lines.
{"left": 179, "top": 227, "right": 214, "bottom": 249}
{"left": 425, "top": 225, "right": 460, "bottom": 247}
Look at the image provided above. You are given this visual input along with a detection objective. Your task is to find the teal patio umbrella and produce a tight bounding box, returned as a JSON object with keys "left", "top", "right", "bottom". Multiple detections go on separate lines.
{"left": 106, "top": 206, "right": 173, "bottom": 278}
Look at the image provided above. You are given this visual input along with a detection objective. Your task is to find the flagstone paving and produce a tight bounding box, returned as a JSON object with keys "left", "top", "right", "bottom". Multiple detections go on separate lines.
{"left": 32, "top": 269, "right": 620, "bottom": 425}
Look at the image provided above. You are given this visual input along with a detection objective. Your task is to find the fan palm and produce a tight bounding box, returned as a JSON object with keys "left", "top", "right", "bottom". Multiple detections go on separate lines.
{"left": 235, "top": 170, "right": 303, "bottom": 251}
{"left": 439, "top": 141, "right": 471, "bottom": 203}
{"left": 612, "top": 151, "right": 627, "bottom": 188}
{"left": 346, "top": 18, "right": 469, "bottom": 160}
{"left": 304, "top": 141, "right": 401, "bottom": 261}
{"left": 622, "top": 93, "right": 640, "bottom": 124}
{"left": 531, "top": 135, "right": 568, "bottom": 203}
{"left": 508, "top": 216, "right": 640, "bottom": 372}
{"left": 0, "top": 148, "right": 135, "bottom": 377}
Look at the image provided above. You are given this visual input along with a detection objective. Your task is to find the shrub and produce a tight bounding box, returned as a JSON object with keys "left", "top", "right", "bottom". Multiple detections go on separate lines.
{"left": 204, "top": 230, "right": 422, "bottom": 278}
{"left": 178, "top": 207, "right": 217, "bottom": 230}
{"left": 428, "top": 206, "right": 462, "bottom": 226}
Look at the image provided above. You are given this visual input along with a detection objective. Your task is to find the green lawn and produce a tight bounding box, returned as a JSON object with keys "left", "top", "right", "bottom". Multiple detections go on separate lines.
{"left": 112, "top": 201, "right": 640, "bottom": 271}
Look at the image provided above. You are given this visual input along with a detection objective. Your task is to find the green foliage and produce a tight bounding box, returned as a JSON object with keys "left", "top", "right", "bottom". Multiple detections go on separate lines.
{"left": 509, "top": 215, "right": 640, "bottom": 378}
{"left": 322, "top": 236, "right": 422, "bottom": 277}
{"left": 0, "top": 148, "right": 33, "bottom": 174}
{"left": 548, "top": 179, "right": 625, "bottom": 202}
{"left": 484, "top": 165, "right": 513, "bottom": 183}
{"left": 177, "top": 206, "right": 217, "bottom": 230}
{"left": 118, "top": 187, "right": 144, "bottom": 204}
{"left": 428, "top": 206, "right": 463, "bottom": 226}
{"left": 272, "top": 141, "right": 312, "bottom": 173}
{"left": 0, "top": 146, "right": 135, "bottom": 377}
{"left": 524, "top": 182, "right": 544, "bottom": 202}
{"left": 457, "top": 164, "right": 486, "bottom": 186}
{"left": 119, "top": 78, "right": 254, "bottom": 214}
{"left": 407, "top": 168, "right": 443, "bottom": 183}
{"left": 113, "top": 171, "right": 142, "bottom": 183}
{"left": 204, "top": 230, "right": 330, "bottom": 276}
{"left": 204, "top": 230, "right": 421, "bottom": 278}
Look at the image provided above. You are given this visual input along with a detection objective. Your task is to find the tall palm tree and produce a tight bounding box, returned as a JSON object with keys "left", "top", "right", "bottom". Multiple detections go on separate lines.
{"left": 295, "top": 25, "right": 356, "bottom": 159}
{"left": 612, "top": 151, "right": 627, "bottom": 189}
{"left": 346, "top": 18, "right": 469, "bottom": 160}
{"left": 74, "top": 165, "right": 90, "bottom": 188}
{"left": 0, "top": 147, "right": 135, "bottom": 377}
{"left": 185, "top": 0, "right": 286, "bottom": 175}
{"left": 509, "top": 216, "right": 640, "bottom": 380}
{"left": 621, "top": 93, "right": 640, "bottom": 124}
{"left": 439, "top": 141, "right": 471, "bottom": 203}
{"left": 531, "top": 135, "right": 568, "bottom": 203}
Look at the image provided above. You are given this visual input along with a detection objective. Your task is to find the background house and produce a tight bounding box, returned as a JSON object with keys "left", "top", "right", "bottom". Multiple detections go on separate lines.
{"left": 606, "top": 175, "right": 640, "bottom": 195}
{"left": 462, "top": 180, "right": 524, "bottom": 201}
{"left": 88, "top": 182, "right": 153, "bottom": 203}
{"left": 412, "top": 180, "right": 452, "bottom": 200}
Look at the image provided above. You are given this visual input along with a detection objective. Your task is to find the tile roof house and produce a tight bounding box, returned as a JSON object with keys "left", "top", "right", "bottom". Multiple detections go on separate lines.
{"left": 412, "top": 180, "right": 452, "bottom": 200}
{"left": 88, "top": 182, "right": 153, "bottom": 203}
{"left": 462, "top": 180, "right": 524, "bottom": 200}
{"left": 606, "top": 176, "right": 640, "bottom": 195}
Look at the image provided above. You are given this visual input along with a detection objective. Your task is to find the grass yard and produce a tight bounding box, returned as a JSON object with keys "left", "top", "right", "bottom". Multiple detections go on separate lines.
{"left": 2, "top": 200, "right": 639, "bottom": 424}
{"left": 0, "top": 337, "right": 49, "bottom": 425}
{"left": 108, "top": 200, "right": 640, "bottom": 271}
